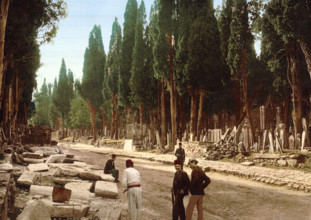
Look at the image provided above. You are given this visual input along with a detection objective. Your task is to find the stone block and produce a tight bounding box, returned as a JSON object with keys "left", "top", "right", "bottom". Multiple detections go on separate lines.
{"left": 277, "top": 159, "right": 287, "bottom": 166}
{"left": 22, "top": 152, "right": 43, "bottom": 159}
{"left": 287, "top": 159, "right": 298, "bottom": 167}
{"left": 45, "top": 154, "right": 67, "bottom": 164}
{"left": 65, "top": 181, "right": 93, "bottom": 192}
{"left": 94, "top": 181, "right": 118, "bottom": 198}
{"left": 124, "top": 139, "right": 133, "bottom": 151}
{"left": 23, "top": 158, "right": 45, "bottom": 164}
{"left": 30, "top": 185, "right": 53, "bottom": 197}
{"left": 52, "top": 187, "right": 71, "bottom": 203}
{"left": 17, "top": 200, "right": 50, "bottom": 220}
{"left": 41, "top": 199, "right": 89, "bottom": 218}
{"left": 0, "top": 163, "right": 13, "bottom": 172}
{"left": 28, "top": 163, "right": 49, "bottom": 172}
{"left": 79, "top": 170, "right": 102, "bottom": 180}
{"left": 100, "top": 173, "right": 115, "bottom": 182}
{"left": 17, "top": 171, "right": 38, "bottom": 186}
{"left": 241, "top": 161, "right": 255, "bottom": 166}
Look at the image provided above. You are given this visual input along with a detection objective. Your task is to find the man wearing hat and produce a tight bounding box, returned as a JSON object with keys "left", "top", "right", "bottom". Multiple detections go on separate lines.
{"left": 175, "top": 142, "right": 186, "bottom": 170}
{"left": 186, "top": 158, "right": 211, "bottom": 220}
{"left": 122, "top": 159, "right": 142, "bottom": 220}
{"left": 171, "top": 159, "right": 190, "bottom": 220}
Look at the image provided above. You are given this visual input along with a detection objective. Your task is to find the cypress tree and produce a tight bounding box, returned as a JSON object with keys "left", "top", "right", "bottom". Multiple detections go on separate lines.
{"left": 77, "top": 25, "right": 106, "bottom": 141}
{"left": 103, "top": 18, "right": 122, "bottom": 139}
{"left": 119, "top": 0, "right": 138, "bottom": 113}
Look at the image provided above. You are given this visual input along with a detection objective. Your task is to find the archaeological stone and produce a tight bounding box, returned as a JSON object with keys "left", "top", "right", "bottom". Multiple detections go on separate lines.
{"left": 45, "top": 154, "right": 67, "bottom": 164}
{"left": 27, "top": 163, "right": 49, "bottom": 172}
{"left": 94, "top": 181, "right": 118, "bottom": 198}
{"left": 17, "top": 171, "right": 38, "bottom": 186}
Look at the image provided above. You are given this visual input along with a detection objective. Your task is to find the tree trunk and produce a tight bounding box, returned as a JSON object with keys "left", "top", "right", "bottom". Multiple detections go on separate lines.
{"left": 160, "top": 79, "right": 166, "bottom": 147}
{"left": 241, "top": 49, "right": 257, "bottom": 143}
{"left": 283, "top": 94, "right": 290, "bottom": 148}
{"left": 196, "top": 90, "right": 205, "bottom": 141}
{"left": 166, "top": 33, "right": 177, "bottom": 148}
{"left": 299, "top": 40, "right": 311, "bottom": 80}
{"left": 86, "top": 99, "right": 97, "bottom": 141}
{"left": 0, "top": 0, "right": 10, "bottom": 110}
{"left": 149, "top": 108, "right": 155, "bottom": 146}
{"left": 139, "top": 103, "right": 143, "bottom": 142}
{"left": 285, "top": 41, "right": 303, "bottom": 144}
{"left": 177, "top": 94, "right": 185, "bottom": 141}
{"left": 232, "top": 79, "right": 241, "bottom": 125}
{"left": 188, "top": 87, "right": 198, "bottom": 140}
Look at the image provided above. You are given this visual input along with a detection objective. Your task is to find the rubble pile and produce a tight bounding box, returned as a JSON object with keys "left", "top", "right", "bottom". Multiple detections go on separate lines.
{"left": 204, "top": 143, "right": 239, "bottom": 160}
{"left": 5, "top": 144, "right": 124, "bottom": 219}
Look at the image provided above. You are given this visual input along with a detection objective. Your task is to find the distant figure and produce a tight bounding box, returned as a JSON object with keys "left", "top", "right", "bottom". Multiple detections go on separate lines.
{"left": 171, "top": 159, "right": 190, "bottom": 220}
{"left": 122, "top": 159, "right": 142, "bottom": 220}
{"left": 186, "top": 158, "right": 211, "bottom": 220}
{"left": 175, "top": 142, "right": 185, "bottom": 169}
{"left": 104, "top": 154, "right": 119, "bottom": 183}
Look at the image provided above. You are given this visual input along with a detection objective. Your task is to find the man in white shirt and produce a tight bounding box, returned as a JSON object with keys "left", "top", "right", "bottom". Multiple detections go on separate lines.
{"left": 122, "top": 159, "right": 142, "bottom": 220}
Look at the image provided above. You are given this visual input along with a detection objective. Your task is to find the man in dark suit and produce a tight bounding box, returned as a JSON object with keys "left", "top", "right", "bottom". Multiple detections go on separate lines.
{"left": 104, "top": 154, "right": 119, "bottom": 183}
{"left": 171, "top": 159, "right": 190, "bottom": 220}
{"left": 175, "top": 142, "right": 186, "bottom": 169}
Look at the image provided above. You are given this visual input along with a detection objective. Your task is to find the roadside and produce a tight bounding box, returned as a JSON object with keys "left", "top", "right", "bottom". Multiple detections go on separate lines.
{"left": 60, "top": 142, "right": 311, "bottom": 194}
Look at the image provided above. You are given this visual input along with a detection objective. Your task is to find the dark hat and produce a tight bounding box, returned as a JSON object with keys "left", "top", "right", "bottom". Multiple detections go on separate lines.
{"left": 188, "top": 158, "right": 198, "bottom": 164}
{"left": 126, "top": 159, "right": 134, "bottom": 167}
{"left": 174, "top": 160, "right": 181, "bottom": 165}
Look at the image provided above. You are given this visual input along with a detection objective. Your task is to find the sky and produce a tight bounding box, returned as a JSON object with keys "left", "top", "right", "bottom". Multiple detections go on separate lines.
{"left": 36, "top": 0, "right": 223, "bottom": 89}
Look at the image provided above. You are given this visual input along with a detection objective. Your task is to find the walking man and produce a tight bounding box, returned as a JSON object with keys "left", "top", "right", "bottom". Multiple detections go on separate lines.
{"left": 186, "top": 158, "right": 211, "bottom": 220}
{"left": 175, "top": 142, "right": 186, "bottom": 169}
{"left": 172, "top": 160, "right": 190, "bottom": 220}
{"left": 122, "top": 159, "right": 142, "bottom": 220}
{"left": 104, "top": 154, "right": 119, "bottom": 183}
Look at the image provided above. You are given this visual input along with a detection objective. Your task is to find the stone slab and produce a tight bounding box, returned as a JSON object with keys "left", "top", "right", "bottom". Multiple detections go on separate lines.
{"left": 241, "top": 162, "right": 255, "bottom": 166}
{"left": 65, "top": 181, "right": 93, "bottom": 192}
{"left": 45, "top": 154, "right": 67, "bottom": 164}
{"left": 123, "top": 139, "right": 133, "bottom": 151}
{"left": 28, "top": 163, "right": 49, "bottom": 172}
{"left": 94, "top": 181, "right": 118, "bottom": 198}
{"left": 23, "top": 158, "right": 45, "bottom": 164}
{"left": 41, "top": 198, "right": 89, "bottom": 218}
{"left": 17, "top": 171, "right": 38, "bottom": 186}
{"left": 0, "top": 163, "right": 13, "bottom": 172}
{"left": 100, "top": 173, "right": 115, "bottom": 182}
{"left": 79, "top": 170, "right": 102, "bottom": 180}
{"left": 22, "top": 152, "right": 43, "bottom": 159}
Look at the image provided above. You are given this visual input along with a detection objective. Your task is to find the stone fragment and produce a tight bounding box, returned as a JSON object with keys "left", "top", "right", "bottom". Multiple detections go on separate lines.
{"left": 17, "top": 200, "right": 50, "bottom": 220}
{"left": 17, "top": 171, "right": 38, "bottom": 186}
{"left": 0, "top": 163, "right": 13, "bottom": 172}
{"left": 79, "top": 170, "right": 102, "bottom": 180}
{"left": 65, "top": 181, "right": 93, "bottom": 192}
{"left": 28, "top": 163, "right": 49, "bottom": 172}
{"left": 45, "top": 154, "right": 67, "bottom": 164}
{"left": 277, "top": 159, "right": 287, "bottom": 167}
{"left": 30, "top": 185, "right": 53, "bottom": 197}
{"left": 22, "top": 152, "right": 43, "bottom": 159}
{"left": 241, "top": 161, "right": 255, "bottom": 166}
{"left": 41, "top": 199, "right": 89, "bottom": 218}
{"left": 94, "top": 181, "right": 118, "bottom": 198}
{"left": 287, "top": 159, "right": 298, "bottom": 167}
{"left": 23, "top": 158, "right": 45, "bottom": 164}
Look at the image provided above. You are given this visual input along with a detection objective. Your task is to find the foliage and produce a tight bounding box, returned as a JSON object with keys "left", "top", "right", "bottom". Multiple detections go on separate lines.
{"left": 69, "top": 93, "right": 91, "bottom": 129}
{"left": 77, "top": 25, "right": 106, "bottom": 109}
{"left": 119, "top": 0, "right": 138, "bottom": 108}
{"left": 32, "top": 79, "right": 50, "bottom": 126}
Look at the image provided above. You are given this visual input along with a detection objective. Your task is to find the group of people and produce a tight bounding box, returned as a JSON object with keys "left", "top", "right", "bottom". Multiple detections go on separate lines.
{"left": 103, "top": 142, "right": 211, "bottom": 220}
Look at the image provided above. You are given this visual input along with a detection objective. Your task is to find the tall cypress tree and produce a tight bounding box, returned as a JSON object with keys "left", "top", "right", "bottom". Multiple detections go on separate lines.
{"left": 185, "top": 3, "right": 222, "bottom": 140}
{"left": 103, "top": 18, "right": 122, "bottom": 139}
{"left": 129, "top": 0, "right": 147, "bottom": 141}
{"left": 77, "top": 25, "right": 106, "bottom": 141}
{"left": 53, "top": 58, "right": 72, "bottom": 138}
{"left": 119, "top": 0, "right": 138, "bottom": 114}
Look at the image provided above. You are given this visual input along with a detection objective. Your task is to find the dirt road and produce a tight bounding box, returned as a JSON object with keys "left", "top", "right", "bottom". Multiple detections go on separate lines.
{"left": 64, "top": 147, "right": 311, "bottom": 220}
